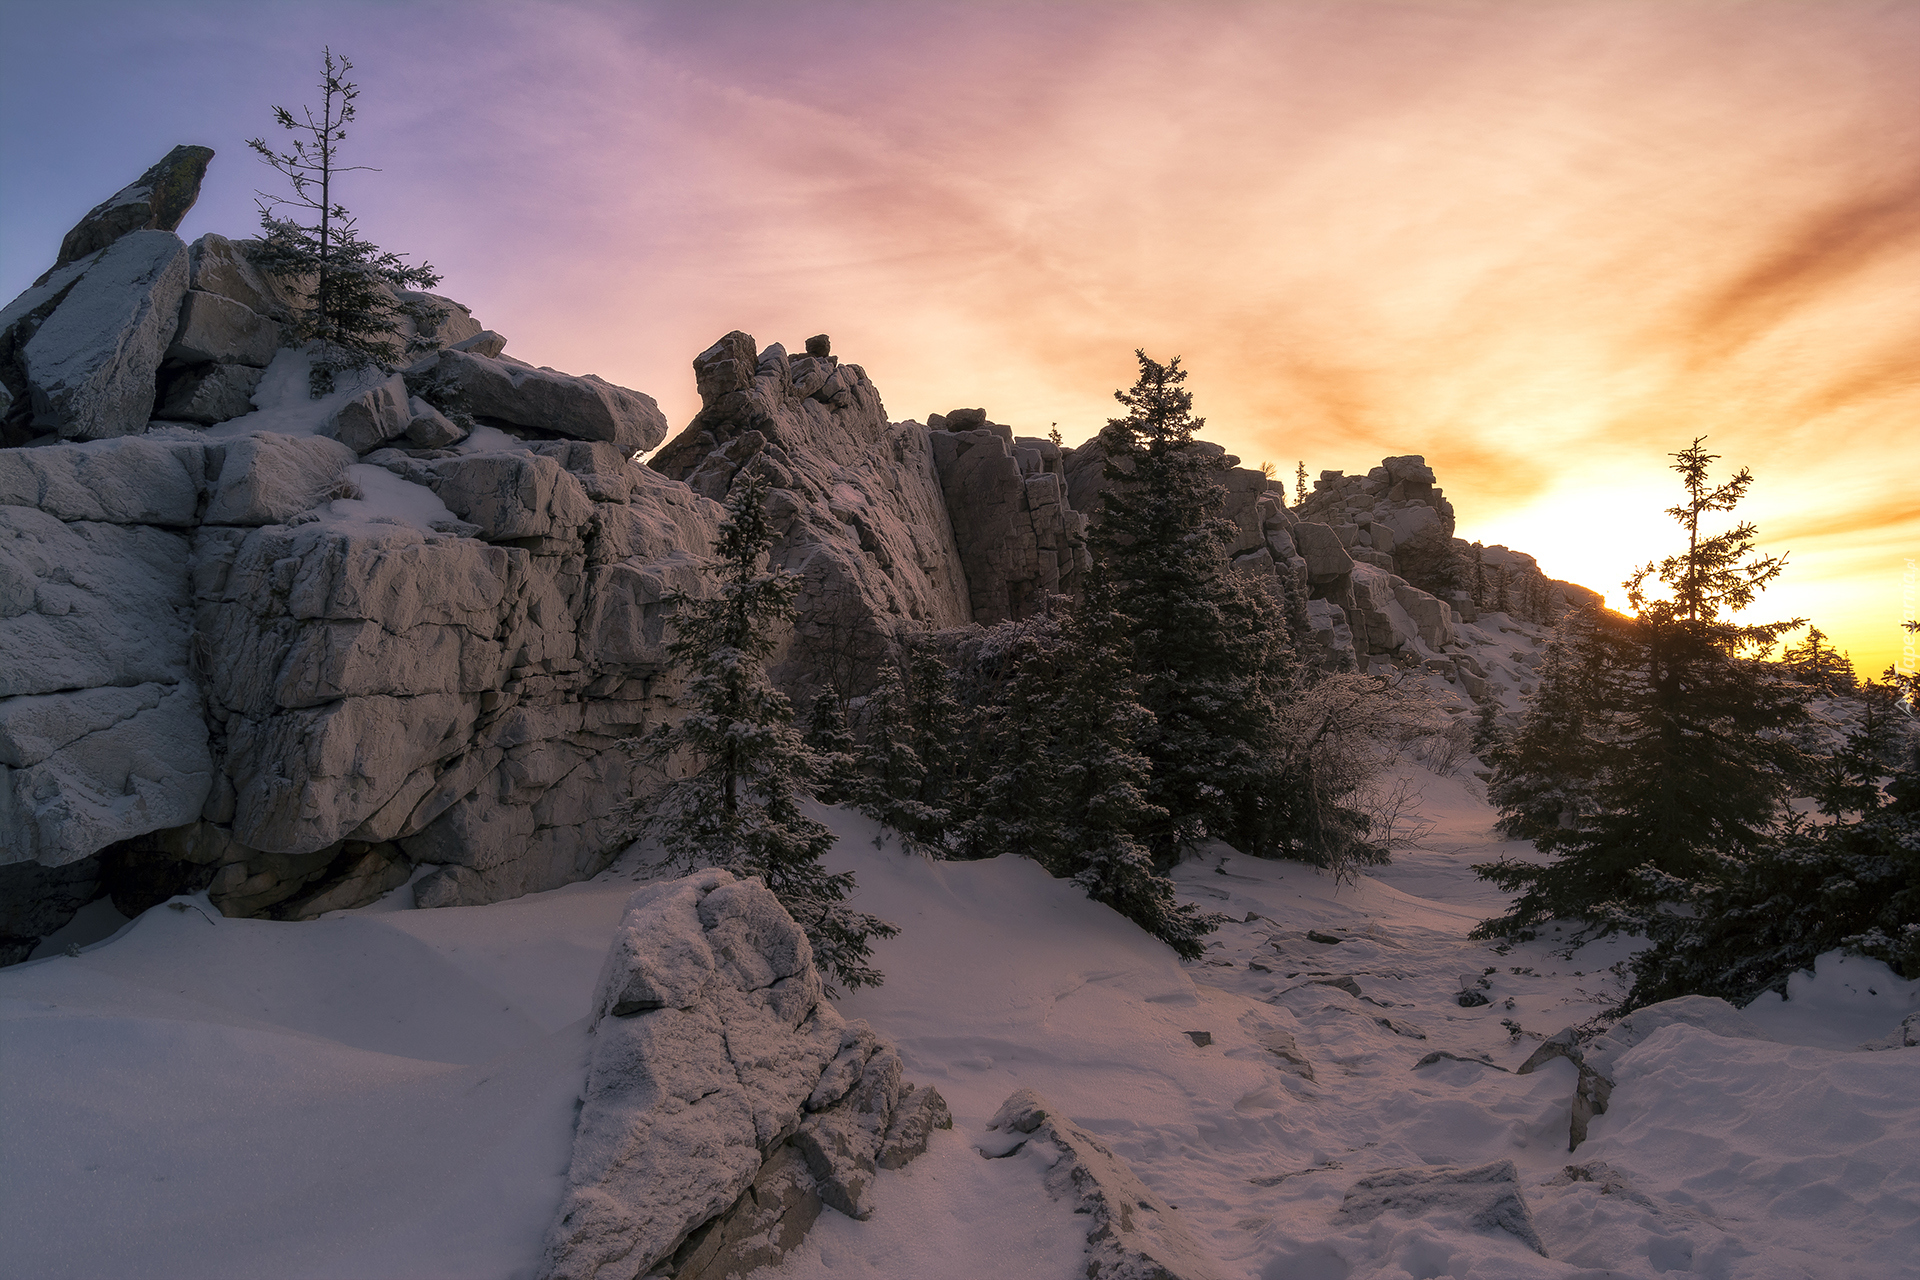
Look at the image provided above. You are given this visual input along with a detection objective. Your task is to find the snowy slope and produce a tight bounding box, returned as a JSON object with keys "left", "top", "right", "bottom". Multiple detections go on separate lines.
{"left": 3, "top": 781, "right": 1917, "bottom": 1280}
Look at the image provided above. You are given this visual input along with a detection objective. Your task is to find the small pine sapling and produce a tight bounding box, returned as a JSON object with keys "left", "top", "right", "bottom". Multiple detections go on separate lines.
{"left": 248, "top": 47, "right": 445, "bottom": 395}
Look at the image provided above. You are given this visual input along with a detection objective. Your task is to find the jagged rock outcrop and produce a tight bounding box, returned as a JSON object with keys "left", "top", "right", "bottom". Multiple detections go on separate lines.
{"left": 982, "top": 1087, "right": 1223, "bottom": 1280}
{"left": 52, "top": 144, "right": 215, "bottom": 271}
{"left": 925, "top": 411, "right": 1089, "bottom": 625}
{"left": 541, "top": 869, "right": 947, "bottom": 1280}
{"left": 1456, "top": 540, "right": 1603, "bottom": 625}
{"left": 1, "top": 230, "right": 190, "bottom": 444}
{"left": 0, "top": 152, "right": 1606, "bottom": 957}
{"left": 649, "top": 332, "right": 973, "bottom": 695}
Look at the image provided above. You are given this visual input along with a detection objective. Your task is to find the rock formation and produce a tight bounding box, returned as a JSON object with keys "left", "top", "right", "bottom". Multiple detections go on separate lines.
{"left": 981, "top": 1087, "right": 1224, "bottom": 1280}
{"left": 0, "top": 149, "right": 1597, "bottom": 960}
{"left": 927, "top": 409, "right": 1088, "bottom": 625}
{"left": 52, "top": 144, "right": 216, "bottom": 271}
{"left": 541, "top": 869, "right": 947, "bottom": 1280}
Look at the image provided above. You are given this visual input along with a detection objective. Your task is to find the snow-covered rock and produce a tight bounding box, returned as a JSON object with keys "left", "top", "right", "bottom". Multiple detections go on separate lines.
{"left": 322, "top": 372, "right": 412, "bottom": 453}
{"left": 202, "top": 432, "right": 355, "bottom": 526}
{"left": 52, "top": 144, "right": 214, "bottom": 271}
{"left": 541, "top": 869, "right": 944, "bottom": 1280}
{"left": 982, "top": 1087, "right": 1224, "bottom": 1280}
{"left": 406, "top": 348, "right": 667, "bottom": 456}
{"left": 2, "top": 229, "right": 189, "bottom": 441}
{"left": 165, "top": 288, "right": 278, "bottom": 367}
{"left": 1334, "top": 1159, "right": 1547, "bottom": 1256}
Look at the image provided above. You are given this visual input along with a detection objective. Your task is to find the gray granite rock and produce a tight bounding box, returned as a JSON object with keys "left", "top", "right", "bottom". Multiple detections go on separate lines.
{"left": 157, "top": 361, "right": 264, "bottom": 425}
{"left": 53, "top": 145, "right": 214, "bottom": 270}
{"left": 6, "top": 230, "right": 190, "bottom": 440}
{"left": 541, "top": 871, "right": 930, "bottom": 1280}
{"left": 983, "top": 1088, "right": 1224, "bottom": 1280}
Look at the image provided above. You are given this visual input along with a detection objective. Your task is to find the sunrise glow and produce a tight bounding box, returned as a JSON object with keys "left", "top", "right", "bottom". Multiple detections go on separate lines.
{"left": 3, "top": 0, "right": 1914, "bottom": 675}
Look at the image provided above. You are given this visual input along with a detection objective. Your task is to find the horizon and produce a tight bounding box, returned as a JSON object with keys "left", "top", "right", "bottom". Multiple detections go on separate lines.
{"left": 4, "top": 0, "right": 1914, "bottom": 677}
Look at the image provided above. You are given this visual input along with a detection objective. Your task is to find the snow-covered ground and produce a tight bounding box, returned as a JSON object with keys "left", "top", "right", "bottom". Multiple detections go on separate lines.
{"left": 3, "top": 773, "right": 1916, "bottom": 1280}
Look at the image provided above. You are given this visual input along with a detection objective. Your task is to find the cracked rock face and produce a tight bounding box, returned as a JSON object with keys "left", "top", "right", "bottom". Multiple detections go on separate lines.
{"left": 541, "top": 870, "right": 946, "bottom": 1280}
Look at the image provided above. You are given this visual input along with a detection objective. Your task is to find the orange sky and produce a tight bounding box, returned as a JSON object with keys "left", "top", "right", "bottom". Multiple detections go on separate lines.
{"left": 4, "top": 0, "right": 1916, "bottom": 676}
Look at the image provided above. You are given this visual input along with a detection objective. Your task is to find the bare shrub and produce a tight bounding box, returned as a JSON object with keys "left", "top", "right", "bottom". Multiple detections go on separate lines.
{"left": 1270, "top": 670, "right": 1449, "bottom": 879}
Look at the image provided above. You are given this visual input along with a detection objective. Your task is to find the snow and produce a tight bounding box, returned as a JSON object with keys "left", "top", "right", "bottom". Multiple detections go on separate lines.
{"left": 321, "top": 461, "right": 458, "bottom": 534}
{"left": 3, "top": 775, "right": 1916, "bottom": 1279}
{"left": 200, "top": 345, "right": 389, "bottom": 440}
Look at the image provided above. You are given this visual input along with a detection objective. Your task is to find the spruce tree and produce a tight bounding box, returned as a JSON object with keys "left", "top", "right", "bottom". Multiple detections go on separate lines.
{"left": 1087, "top": 350, "right": 1291, "bottom": 865}
{"left": 952, "top": 611, "right": 1064, "bottom": 863}
{"left": 248, "top": 47, "right": 444, "bottom": 395}
{"left": 1474, "top": 439, "right": 1806, "bottom": 938}
{"left": 903, "top": 642, "right": 967, "bottom": 826}
{"left": 802, "top": 690, "right": 858, "bottom": 805}
{"left": 1623, "top": 730, "right": 1920, "bottom": 1009}
{"left": 853, "top": 660, "right": 946, "bottom": 850}
{"left": 1781, "top": 625, "right": 1856, "bottom": 694}
{"left": 1295, "top": 460, "right": 1309, "bottom": 508}
{"left": 1485, "top": 608, "right": 1611, "bottom": 843}
{"left": 1048, "top": 577, "right": 1218, "bottom": 958}
{"left": 636, "top": 469, "right": 896, "bottom": 991}
{"left": 1470, "top": 692, "right": 1504, "bottom": 762}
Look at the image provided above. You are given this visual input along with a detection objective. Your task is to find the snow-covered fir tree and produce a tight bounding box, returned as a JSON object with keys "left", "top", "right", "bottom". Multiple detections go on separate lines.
{"left": 633, "top": 469, "right": 895, "bottom": 991}
{"left": 853, "top": 659, "right": 948, "bottom": 850}
{"left": 1485, "top": 608, "right": 1610, "bottom": 843}
{"left": 1087, "top": 350, "right": 1293, "bottom": 865}
{"left": 802, "top": 689, "right": 858, "bottom": 805}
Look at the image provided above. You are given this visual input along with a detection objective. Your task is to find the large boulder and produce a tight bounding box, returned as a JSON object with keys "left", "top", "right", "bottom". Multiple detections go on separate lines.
{"left": 166, "top": 289, "right": 278, "bottom": 367}
{"left": 156, "top": 361, "right": 264, "bottom": 425}
{"left": 377, "top": 451, "right": 596, "bottom": 542}
{"left": 186, "top": 233, "right": 304, "bottom": 323}
{"left": 201, "top": 433, "right": 355, "bottom": 526}
{"left": 0, "top": 434, "right": 205, "bottom": 526}
{"left": 1291, "top": 520, "right": 1354, "bottom": 583}
{"left": 0, "top": 681, "right": 212, "bottom": 867}
{"left": 53, "top": 144, "right": 215, "bottom": 270}
{"left": 407, "top": 349, "right": 666, "bottom": 456}
{"left": 322, "top": 373, "right": 412, "bottom": 454}
{"left": 541, "top": 870, "right": 945, "bottom": 1280}
{"left": 2, "top": 230, "right": 190, "bottom": 441}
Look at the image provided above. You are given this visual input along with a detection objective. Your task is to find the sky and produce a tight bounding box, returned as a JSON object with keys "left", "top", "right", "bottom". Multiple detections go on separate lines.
{"left": 3, "top": 0, "right": 1915, "bottom": 677}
